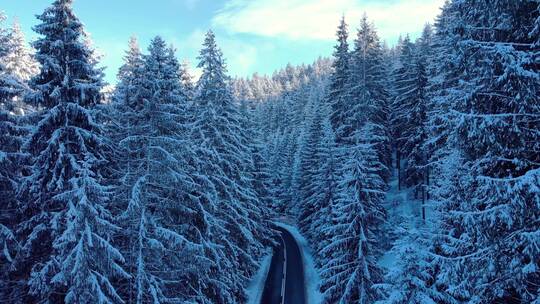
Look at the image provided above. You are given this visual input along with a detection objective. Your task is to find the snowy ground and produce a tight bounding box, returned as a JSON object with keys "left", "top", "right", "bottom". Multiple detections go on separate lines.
{"left": 378, "top": 165, "right": 419, "bottom": 270}
{"left": 274, "top": 222, "right": 323, "bottom": 304}
{"left": 379, "top": 160, "right": 437, "bottom": 270}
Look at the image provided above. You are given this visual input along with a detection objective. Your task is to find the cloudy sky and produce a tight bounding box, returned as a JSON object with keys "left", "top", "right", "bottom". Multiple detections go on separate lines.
{"left": 3, "top": 0, "right": 445, "bottom": 84}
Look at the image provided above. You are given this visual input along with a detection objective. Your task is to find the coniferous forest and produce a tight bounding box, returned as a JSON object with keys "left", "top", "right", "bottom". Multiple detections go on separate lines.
{"left": 0, "top": 0, "right": 539, "bottom": 303}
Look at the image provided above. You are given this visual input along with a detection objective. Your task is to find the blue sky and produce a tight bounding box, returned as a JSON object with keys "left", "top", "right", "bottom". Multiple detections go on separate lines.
{"left": 2, "top": 0, "right": 445, "bottom": 84}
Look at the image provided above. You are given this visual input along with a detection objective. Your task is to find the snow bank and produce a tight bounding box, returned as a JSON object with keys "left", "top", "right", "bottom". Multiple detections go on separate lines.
{"left": 246, "top": 252, "right": 272, "bottom": 304}
{"left": 274, "top": 222, "right": 323, "bottom": 304}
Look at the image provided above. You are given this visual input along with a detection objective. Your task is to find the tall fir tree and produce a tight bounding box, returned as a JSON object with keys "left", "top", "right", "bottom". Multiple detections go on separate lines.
{"left": 348, "top": 15, "right": 392, "bottom": 182}
{"left": 26, "top": 0, "right": 103, "bottom": 108}
{"left": 4, "top": 20, "right": 39, "bottom": 83}
{"left": 114, "top": 36, "right": 224, "bottom": 303}
{"left": 191, "top": 30, "right": 273, "bottom": 302}
{"left": 298, "top": 102, "right": 340, "bottom": 268}
{"left": 296, "top": 99, "right": 328, "bottom": 238}
{"left": 0, "top": 13, "right": 25, "bottom": 110}
{"left": 327, "top": 16, "right": 351, "bottom": 144}
{"left": 377, "top": 227, "right": 453, "bottom": 304}
{"left": 320, "top": 124, "right": 386, "bottom": 304}
{"left": 13, "top": 1, "right": 128, "bottom": 302}
{"left": 391, "top": 27, "right": 433, "bottom": 199}
{"left": 0, "top": 104, "right": 29, "bottom": 302}
{"left": 429, "top": 1, "right": 540, "bottom": 302}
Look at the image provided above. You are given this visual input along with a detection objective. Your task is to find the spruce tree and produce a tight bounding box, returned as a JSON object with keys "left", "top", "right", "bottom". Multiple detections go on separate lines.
{"left": 297, "top": 99, "right": 327, "bottom": 238}
{"left": 191, "top": 30, "right": 273, "bottom": 302}
{"left": 348, "top": 15, "right": 392, "bottom": 182}
{"left": 327, "top": 16, "right": 351, "bottom": 144}
{"left": 377, "top": 227, "right": 451, "bottom": 304}
{"left": 391, "top": 27, "right": 433, "bottom": 200}
{"left": 0, "top": 13, "right": 25, "bottom": 110}
{"left": 114, "top": 36, "right": 224, "bottom": 303}
{"left": 429, "top": 1, "right": 540, "bottom": 302}
{"left": 299, "top": 103, "right": 340, "bottom": 267}
{"left": 13, "top": 1, "right": 128, "bottom": 302}
{"left": 4, "top": 20, "right": 39, "bottom": 83}
{"left": 390, "top": 35, "right": 416, "bottom": 190}
{"left": 27, "top": 0, "right": 103, "bottom": 108}
{"left": 0, "top": 106, "right": 28, "bottom": 301}
{"left": 320, "top": 124, "right": 386, "bottom": 304}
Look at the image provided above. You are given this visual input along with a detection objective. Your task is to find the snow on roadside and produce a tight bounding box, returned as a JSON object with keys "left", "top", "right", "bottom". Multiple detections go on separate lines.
{"left": 246, "top": 252, "right": 273, "bottom": 304}
{"left": 274, "top": 222, "right": 323, "bottom": 304}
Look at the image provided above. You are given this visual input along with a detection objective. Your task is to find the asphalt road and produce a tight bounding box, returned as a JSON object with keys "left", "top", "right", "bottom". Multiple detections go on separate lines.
{"left": 261, "top": 226, "right": 306, "bottom": 304}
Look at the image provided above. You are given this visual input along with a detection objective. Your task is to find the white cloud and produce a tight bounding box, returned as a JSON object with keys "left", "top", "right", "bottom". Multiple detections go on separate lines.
{"left": 212, "top": 0, "right": 445, "bottom": 42}
{"left": 221, "top": 39, "right": 258, "bottom": 76}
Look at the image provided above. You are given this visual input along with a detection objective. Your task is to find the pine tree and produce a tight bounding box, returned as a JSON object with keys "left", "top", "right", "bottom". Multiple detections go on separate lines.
{"left": 429, "top": 1, "right": 540, "bottom": 302}
{"left": 239, "top": 100, "right": 274, "bottom": 213}
{"left": 327, "top": 16, "right": 351, "bottom": 144}
{"left": 191, "top": 30, "right": 273, "bottom": 302}
{"left": 0, "top": 19, "right": 39, "bottom": 114}
{"left": 348, "top": 15, "right": 392, "bottom": 182}
{"left": 292, "top": 100, "right": 321, "bottom": 215}
{"left": 299, "top": 103, "right": 340, "bottom": 267}
{"left": 377, "top": 227, "right": 452, "bottom": 304}
{"left": 297, "top": 99, "right": 328, "bottom": 238}
{"left": 4, "top": 20, "right": 39, "bottom": 83}
{"left": 11, "top": 1, "right": 129, "bottom": 302}
{"left": 391, "top": 27, "right": 433, "bottom": 200}
{"left": 0, "top": 107, "right": 28, "bottom": 301}
{"left": 113, "top": 36, "right": 224, "bottom": 303}
{"left": 0, "top": 13, "right": 25, "bottom": 110}
{"left": 179, "top": 59, "right": 195, "bottom": 100}
{"left": 27, "top": 0, "right": 103, "bottom": 108}
{"left": 267, "top": 130, "right": 289, "bottom": 213}
{"left": 320, "top": 124, "right": 386, "bottom": 304}
{"left": 390, "top": 34, "right": 416, "bottom": 190}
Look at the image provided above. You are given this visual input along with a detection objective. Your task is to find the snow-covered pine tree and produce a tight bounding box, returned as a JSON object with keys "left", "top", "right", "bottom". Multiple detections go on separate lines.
{"left": 327, "top": 16, "right": 351, "bottom": 145}
{"left": 425, "top": 0, "right": 463, "bottom": 165}
{"left": 0, "top": 19, "right": 39, "bottom": 114}
{"left": 0, "top": 13, "right": 26, "bottom": 111}
{"left": 191, "top": 30, "right": 273, "bottom": 302}
{"left": 390, "top": 34, "right": 416, "bottom": 190}
{"left": 106, "top": 36, "right": 145, "bottom": 302}
{"left": 179, "top": 59, "right": 195, "bottom": 100}
{"left": 26, "top": 0, "right": 103, "bottom": 108}
{"left": 428, "top": 1, "right": 540, "bottom": 302}
{"left": 405, "top": 25, "right": 432, "bottom": 199}
{"left": 299, "top": 102, "right": 340, "bottom": 267}
{"left": 236, "top": 97, "right": 275, "bottom": 253}
{"left": 267, "top": 130, "right": 290, "bottom": 213}
{"left": 239, "top": 99, "right": 274, "bottom": 214}
{"left": 320, "top": 124, "right": 386, "bottom": 304}
{"left": 0, "top": 104, "right": 29, "bottom": 302}
{"left": 4, "top": 20, "right": 39, "bottom": 83}
{"left": 391, "top": 27, "right": 433, "bottom": 201}
{"left": 114, "top": 36, "right": 223, "bottom": 303}
{"left": 422, "top": 3, "right": 466, "bottom": 288}
{"left": 12, "top": 1, "right": 128, "bottom": 302}
{"left": 291, "top": 100, "right": 319, "bottom": 215}
{"left": 296, "top": 99, "right": 329, "bottom": 239}
{"left": 377, "top": 227, "right": 452, "bottom": 304}
{"left": 348, "top": 15, "right": 392, "bottom": 182}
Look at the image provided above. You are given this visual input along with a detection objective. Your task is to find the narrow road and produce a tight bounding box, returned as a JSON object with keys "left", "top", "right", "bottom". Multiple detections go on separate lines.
{"left": 261, "top": 226, "right": 306, "bottom": 304}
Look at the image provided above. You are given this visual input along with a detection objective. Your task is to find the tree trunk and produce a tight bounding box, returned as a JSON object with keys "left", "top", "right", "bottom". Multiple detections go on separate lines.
{"left": 396, "top": 150, "right": 401, "bottom": 191}
{"left": 422, "top": 167, "right": 427, "bottom": 222}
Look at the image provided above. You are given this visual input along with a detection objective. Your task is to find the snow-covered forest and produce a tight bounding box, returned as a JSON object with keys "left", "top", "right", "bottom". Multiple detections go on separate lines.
{"left": 0, "top": 0, "right": 539, "bottom": 303}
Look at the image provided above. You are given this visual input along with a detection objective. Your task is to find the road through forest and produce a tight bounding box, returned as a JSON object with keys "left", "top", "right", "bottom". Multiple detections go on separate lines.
{"left": 261, "top": 226, "right": 306, "bottom": 304}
